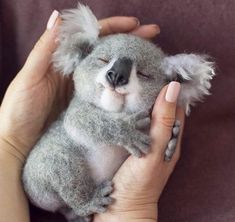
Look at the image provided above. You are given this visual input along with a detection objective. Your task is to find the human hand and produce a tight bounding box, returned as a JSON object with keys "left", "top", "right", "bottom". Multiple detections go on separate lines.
{"left": 94, "top": 82, "right": 185, "bottom": 222}
{"left": 0, "top": 11, "right": 160, "bottom": 163}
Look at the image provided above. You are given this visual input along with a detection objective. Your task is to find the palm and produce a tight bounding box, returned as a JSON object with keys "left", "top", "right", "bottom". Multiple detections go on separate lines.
{"left": 1, "top": 68, "right": 73, "bottom": 155}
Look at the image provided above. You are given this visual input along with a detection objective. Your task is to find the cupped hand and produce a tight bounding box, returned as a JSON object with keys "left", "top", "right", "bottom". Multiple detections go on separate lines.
{"left": 0, "top": 11, "right": 160, "bottom": 162}
{"left": 94, "top": 82, "right": 185, "bottom": 222}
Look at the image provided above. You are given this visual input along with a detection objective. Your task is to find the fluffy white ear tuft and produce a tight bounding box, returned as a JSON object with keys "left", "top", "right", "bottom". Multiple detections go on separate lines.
{"left": 52, "top": 3, "right": 99, "bottom": 75}
{"left": 161, "top": 54, "right": 215, "bottom": 114}
{"left": 60, "top": 3, "right": 100, "bottom": 39}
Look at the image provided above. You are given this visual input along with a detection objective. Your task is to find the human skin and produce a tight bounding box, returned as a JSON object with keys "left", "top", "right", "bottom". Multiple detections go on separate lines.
{"left": 0, "top": 11, "right": 184, "bottom": 222}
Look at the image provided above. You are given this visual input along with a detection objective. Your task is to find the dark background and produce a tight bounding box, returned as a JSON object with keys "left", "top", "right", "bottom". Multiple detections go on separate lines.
{"left": 0, "top": 0, "right": 235, "bottom": 221}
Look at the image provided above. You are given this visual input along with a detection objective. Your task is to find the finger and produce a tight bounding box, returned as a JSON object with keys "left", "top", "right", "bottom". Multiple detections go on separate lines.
{"left": 99, "top": 16, "right": 140, "bottom": 36}
{"left": 20, "top": 11, "right": 60, "bottom": 78}
{"left": 130, "top": 24, "right": 160, "bottom": 39}
{"left": 150, "top": 82, "right": 181, "bottom": 157}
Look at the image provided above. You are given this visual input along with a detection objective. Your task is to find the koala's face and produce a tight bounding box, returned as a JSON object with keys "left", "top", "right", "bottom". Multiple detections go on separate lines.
{"left": 74, "top": 34, "right": 166, "bottom": 113}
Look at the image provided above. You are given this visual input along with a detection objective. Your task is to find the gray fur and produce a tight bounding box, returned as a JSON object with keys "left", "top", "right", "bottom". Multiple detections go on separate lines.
{"left": 161, "top": 54, "right": 215, "bottom": 114}
{"left": 53, "top": 3, "right": 99, "bottom": 75}
{"left": 22, "top": 3, "right": 216, "bottom": 221}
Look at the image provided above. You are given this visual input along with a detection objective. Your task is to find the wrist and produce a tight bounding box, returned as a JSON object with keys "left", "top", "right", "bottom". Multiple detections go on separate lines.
{"left": 95, "top": 213, "right": 157, "bottom": 222}
{"left": 0, "top": 139, "right": 30, "bottom": 222}
{"left": 94, "top": 203, "right": 158, "bottom": 222}
{"left": 0, "top": 137, "right": 26, "bottom": 165}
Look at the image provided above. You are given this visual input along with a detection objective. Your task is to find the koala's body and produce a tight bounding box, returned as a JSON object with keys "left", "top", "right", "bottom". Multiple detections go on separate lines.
{"left": 22, "top": 3, "right": 215, "bottom": 222}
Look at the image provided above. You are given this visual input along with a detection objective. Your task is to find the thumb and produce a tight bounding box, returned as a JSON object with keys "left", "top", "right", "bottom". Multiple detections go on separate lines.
{"left": 150, "top": 81, "right": 182, "bottom": 159}
{"left": 20, "top": 10, "right": 60, "bottom": 78}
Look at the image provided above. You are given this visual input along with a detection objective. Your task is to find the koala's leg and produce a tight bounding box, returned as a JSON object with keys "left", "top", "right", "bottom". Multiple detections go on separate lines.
{"left": 164, "top": 120, "right": 180, "bottom": 161}
{"left": 61, "top": 180, "right": 113, "bottom": 221}
{"left": 60, "top": 180, "right": 113, "bottom": 217}
{"left": 53, "top": 152, "right": 114, "bottom": 217}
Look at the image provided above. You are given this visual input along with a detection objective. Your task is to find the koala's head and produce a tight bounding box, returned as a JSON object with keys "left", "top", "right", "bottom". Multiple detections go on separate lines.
{"left": 53, "top": 3, "right": 215, "bottom": 114}
{"left": 73, "top": 34, "right": 166, "bottom": 113}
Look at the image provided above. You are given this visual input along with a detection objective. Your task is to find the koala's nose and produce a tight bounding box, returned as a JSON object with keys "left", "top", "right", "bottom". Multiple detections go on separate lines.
{"left": 106, "top": 70, "right": 128, "bottom": 87}
{"left": 105, "top": 57, "right": 132, "bottom": 87}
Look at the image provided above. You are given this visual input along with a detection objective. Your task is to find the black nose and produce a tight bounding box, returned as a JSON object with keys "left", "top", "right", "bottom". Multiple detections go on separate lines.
{"left": 106, "top": 70, "right": 128, "bottom": 87}
{"left": 105, "top": 57, "right": 132, "bottom": 87}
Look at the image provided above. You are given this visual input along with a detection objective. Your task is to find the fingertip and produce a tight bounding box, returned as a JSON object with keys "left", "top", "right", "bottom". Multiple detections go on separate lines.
{"left": 47, "top": 10, "right": 59, "bottom": 30}
{"left": 22, "top": 14, "right": 61, "bottom": 76}
{"left": 165, "top": 82, "right": 181, "bottom": 103}
{"left": 99, "top": 16, "right": 140, "bottom": 35}
{"left": 130, "top": 24, "right": 160, "bottom": 39}
{"left": 132, "top": 17, "right": 140, "bottom": 27}
{"left": 152, "top": 82, "right": 181, "bottom": 117}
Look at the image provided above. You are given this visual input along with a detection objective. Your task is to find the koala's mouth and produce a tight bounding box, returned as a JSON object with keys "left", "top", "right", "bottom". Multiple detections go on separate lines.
{"left": 99, "top": 84, "right": 129, "bottom": 112}
{"left": 100, "top": 83, "right": 128, "bottom": 96}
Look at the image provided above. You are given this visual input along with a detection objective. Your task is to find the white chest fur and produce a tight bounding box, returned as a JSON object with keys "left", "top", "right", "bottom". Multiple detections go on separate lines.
{"left": 86, "top": 145, "right": 129, "bottom": 184}
{"left": 65, "top": 124, "right": 129, "bottom": 184}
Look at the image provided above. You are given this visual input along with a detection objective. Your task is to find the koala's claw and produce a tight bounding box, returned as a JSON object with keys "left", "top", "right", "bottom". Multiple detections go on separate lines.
{"left": 99, "top": 181, "right": 113, "bottom": 196}
{"left": 135, "top": 117, "right": 151, "bottom": 130}
{"left": 134, "top": 134, "right": 151, "bottom": 153}
{"left": 131, "top": 124, "right": 151, "bottom": 158}
{"left": 135, "top": 110, "right": 149, "bottom": 119}
{"left": 90, "top": 181, "right": 114, "bottom": 213}
{"left": 127, "top": 146, "right": 142, "bottom": 158}
{"left": 121, "top": 110, "right": 151, "bottom": 158}
{"left": 164, "top": 121, "right": 181, "bottom": 161}
{"left": 127, "top": 134, "right": 151, "bottom": 158}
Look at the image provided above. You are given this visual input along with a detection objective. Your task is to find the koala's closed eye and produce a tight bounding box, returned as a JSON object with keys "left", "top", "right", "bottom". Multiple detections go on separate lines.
{"left": 98, "top": 58, "right": 109, "bottom": 64}
{"left": 137, "top": 71, "right": 153, "bottom": 80}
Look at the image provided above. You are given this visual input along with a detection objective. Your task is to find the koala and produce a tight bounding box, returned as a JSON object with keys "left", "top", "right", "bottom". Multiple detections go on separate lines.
{"left": 22, "top": 3, "right": 215, "bottom": 222}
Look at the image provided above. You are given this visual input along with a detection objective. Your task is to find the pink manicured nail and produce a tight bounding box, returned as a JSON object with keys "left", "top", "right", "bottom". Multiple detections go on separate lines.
{"left": 133, "top": 17, "right": 140, "bottom": 26}
{"left": 47, "top": 10, "right": 59, "bottom": 30}
{"left": 165, "top": 81, "right": 181, "bottom": 103}
{"left": 152, "top": 24, "right": 160, "bottom": 34}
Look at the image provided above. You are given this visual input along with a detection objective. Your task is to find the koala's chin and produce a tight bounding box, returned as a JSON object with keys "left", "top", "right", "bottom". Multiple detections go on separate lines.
{"left": 100, "top": 88, "right": 124, "bottom": 112}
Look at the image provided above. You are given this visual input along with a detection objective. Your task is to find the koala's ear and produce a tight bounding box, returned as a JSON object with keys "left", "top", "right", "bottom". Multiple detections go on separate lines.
{"left": 52, "top": 3, "right": 100, "bottom": 75}
{"left": 160, "top": 54, "right": 215, "bottom": 114}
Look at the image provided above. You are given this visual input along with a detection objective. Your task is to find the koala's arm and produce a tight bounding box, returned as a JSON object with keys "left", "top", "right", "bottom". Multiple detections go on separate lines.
{"left": 64, "top": 97, "right": 151, "bottom": 157}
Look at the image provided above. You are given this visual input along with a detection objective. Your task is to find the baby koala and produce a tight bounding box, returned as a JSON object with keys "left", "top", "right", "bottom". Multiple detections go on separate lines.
{"left": 22, "top": 3, "right": 215, "bottom": 222}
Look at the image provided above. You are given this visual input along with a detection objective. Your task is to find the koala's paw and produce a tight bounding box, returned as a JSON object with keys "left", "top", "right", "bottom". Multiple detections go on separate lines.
{"left": 135, "top": 111, "right": 151, "bottom": 130}
{"left": 126, "top": 133, "right": 151, "bottom": 158}
{"left": 89, "top": 181, "right": 114, "bottom": 213}
{"left": 124, "top": 111, "right": 151, "bottom": 158}
{"left": 164, "top": 120, "right": 180, "bottom": 161}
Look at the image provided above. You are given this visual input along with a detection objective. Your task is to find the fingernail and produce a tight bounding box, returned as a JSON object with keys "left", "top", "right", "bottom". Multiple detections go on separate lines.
{"left": 133, "top": 17, "right": 140, "bottom": 26}
{"left": 47, "top": 10, "right": 59, "bottom": 30}
{"left": 165, "top": 81, "right": 181, "bottom": 103}
{"left": 152, "top": 24, "right": 161, "bottom": 34}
